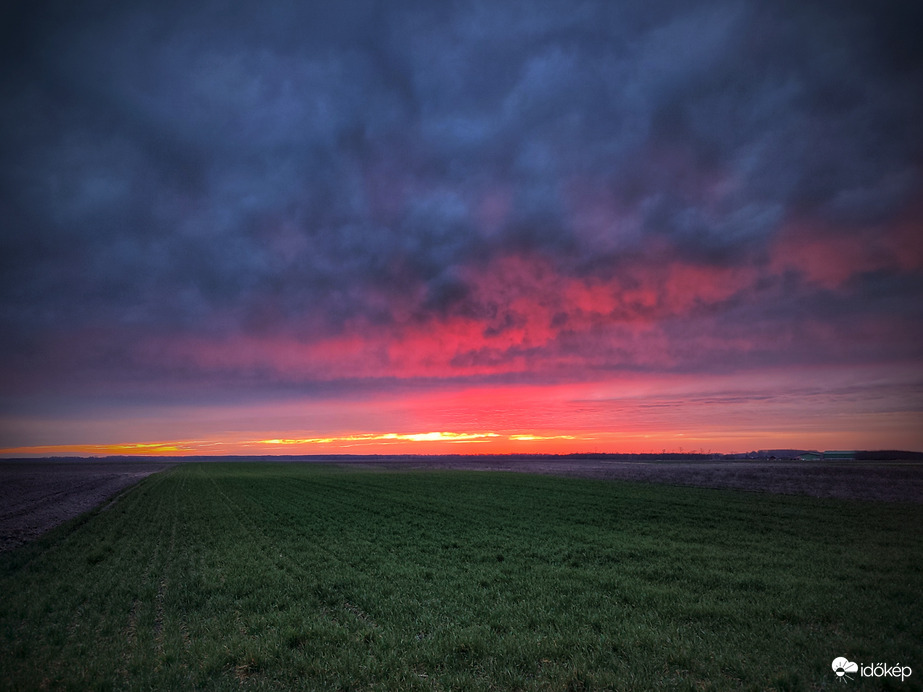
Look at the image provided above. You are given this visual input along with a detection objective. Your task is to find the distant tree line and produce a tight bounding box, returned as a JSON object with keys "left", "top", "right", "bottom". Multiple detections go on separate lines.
{"left": 855, "top": 450, "right": 923, "bottom": 460}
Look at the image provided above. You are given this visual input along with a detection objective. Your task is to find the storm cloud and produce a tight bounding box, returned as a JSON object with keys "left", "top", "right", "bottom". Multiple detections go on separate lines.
{"left": 1, "top": 0, "right": 922, "bottom": 412}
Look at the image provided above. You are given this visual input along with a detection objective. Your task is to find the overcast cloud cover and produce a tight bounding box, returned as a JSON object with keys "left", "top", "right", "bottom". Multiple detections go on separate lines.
{"left": 1, "top": 0, "right": 921, "bottom": 450}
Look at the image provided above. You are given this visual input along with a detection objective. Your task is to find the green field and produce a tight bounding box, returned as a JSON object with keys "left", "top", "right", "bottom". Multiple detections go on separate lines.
{"left": 1, "top": 463, "right": 921, "bottom": 691}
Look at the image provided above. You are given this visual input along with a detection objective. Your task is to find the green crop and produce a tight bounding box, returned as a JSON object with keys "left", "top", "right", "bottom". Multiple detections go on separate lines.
{"left": 2, "top": 463, "right": 921, "bottom": 690}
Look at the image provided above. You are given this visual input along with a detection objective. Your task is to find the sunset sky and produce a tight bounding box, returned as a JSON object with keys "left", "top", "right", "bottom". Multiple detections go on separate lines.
{"left": 1, "top": 0, "right": 921, "bottom": 456}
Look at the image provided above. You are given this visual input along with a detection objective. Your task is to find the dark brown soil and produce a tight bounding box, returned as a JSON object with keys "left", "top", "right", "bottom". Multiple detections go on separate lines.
{"left": 0, "top": 460, "right": 175, "bottom": 552}
{"left": 2, "top": 456, "right": 920, "bottom": 552}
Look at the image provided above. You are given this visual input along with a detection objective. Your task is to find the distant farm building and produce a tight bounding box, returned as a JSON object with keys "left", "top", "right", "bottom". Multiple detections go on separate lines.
{"left": 796, "top": 451, "right": 856, "bottom": 461}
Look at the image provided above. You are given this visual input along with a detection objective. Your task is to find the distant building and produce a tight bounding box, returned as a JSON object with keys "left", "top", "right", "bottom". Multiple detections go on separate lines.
{"left": 822, "top": 450, "right": 856, "bottom": 460}
{"left": 797, "top": 452, "right": 822, "bottom": 461}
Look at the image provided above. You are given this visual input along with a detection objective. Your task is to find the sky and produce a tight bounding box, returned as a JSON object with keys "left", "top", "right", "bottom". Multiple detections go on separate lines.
{"left": 1, "top": 0, "right": 922, "bottom": 456}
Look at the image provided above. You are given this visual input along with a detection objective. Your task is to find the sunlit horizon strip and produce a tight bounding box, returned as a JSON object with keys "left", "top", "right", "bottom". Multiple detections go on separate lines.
{"left": 2, "top": 425, "right": 907, "bottom": 458}
{"left": 0, "top": 431, "right": 594, "bottom": 457}
{"left": 261, "top": 432, "right": 503, "bottom": 445}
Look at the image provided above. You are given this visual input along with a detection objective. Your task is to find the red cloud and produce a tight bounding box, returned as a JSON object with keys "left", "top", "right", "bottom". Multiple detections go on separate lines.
{"left": 132, "top": 250, "right": 767, "bottom": 383}
{"left": 770, "top": 206, "right": 923, "bottom": 290}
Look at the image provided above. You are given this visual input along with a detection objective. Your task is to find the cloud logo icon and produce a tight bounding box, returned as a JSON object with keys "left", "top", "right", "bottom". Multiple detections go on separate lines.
{"left": 832, "top": 657, "right": 858, "bottom": 681}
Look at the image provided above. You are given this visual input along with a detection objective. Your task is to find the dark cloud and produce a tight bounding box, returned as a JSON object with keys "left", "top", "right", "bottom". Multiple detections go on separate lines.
{"left": 1, "top": 0, "right": 921, "bottom": 397}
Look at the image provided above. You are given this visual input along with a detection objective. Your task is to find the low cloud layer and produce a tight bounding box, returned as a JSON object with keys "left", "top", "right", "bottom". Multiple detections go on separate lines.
{"left": 1, "top": 0, "right": 922, "bottom": 415}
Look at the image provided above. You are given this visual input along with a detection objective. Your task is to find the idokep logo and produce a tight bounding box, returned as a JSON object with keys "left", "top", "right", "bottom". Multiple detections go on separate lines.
{"left": 832, "top": 658, "right": 858, "bottom": 682}
{"left": 832, "top": 657, "right": 913, "bottom": 683}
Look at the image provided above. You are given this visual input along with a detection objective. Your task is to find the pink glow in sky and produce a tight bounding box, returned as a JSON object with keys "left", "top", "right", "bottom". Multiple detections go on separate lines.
{"left": 1, "top": 1, "right": 922, "bottom": 457}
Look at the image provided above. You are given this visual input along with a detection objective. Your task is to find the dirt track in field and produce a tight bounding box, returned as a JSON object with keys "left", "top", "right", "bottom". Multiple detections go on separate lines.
{"left": 2, "top": 456, "right": 921, "bottom": 552}
{"left": 0, "top": 460, "right": 175, "bottom": 552}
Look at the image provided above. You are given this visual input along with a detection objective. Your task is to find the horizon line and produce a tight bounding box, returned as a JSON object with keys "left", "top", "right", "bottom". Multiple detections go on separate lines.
{"left": 3, "top": 449, "right": 922, "bottom": 462}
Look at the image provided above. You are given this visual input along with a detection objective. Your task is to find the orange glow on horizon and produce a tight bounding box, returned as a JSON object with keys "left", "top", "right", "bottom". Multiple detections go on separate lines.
{"left": 0, "top": 430, "right": 604, "bottom": 457}
{"left": 1, "top": 425, "right": 909, "bottom": 458}
{"left": 2, "top": 366, "right": 919, "bottom": 459}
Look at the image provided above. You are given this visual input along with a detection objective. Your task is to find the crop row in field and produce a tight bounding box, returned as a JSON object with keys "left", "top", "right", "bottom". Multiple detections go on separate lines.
{"left": 1, "top": 463, "right": 921, "bottom": 690}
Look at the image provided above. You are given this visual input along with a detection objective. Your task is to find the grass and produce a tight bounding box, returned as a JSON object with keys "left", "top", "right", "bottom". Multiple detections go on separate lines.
{"left": 1, "top": 463, "right": 921, "bottom": 691}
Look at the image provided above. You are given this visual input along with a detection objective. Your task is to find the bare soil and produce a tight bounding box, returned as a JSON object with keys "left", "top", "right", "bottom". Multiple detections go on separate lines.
{"left": 0, "top": 460, "right": 175, "bottom": 552}
{"left": 2, "top": 456, "right": 920, "bottom": 552}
